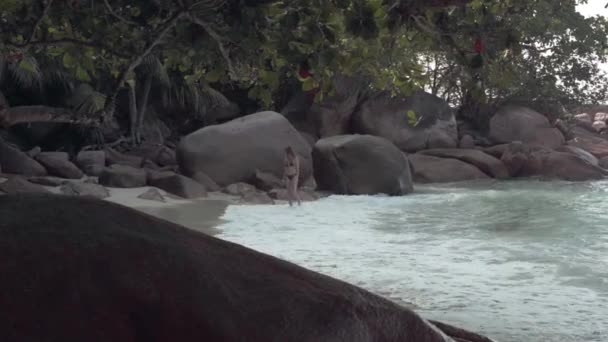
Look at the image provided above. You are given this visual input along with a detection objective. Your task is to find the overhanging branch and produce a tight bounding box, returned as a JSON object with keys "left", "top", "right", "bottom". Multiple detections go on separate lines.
{"left": 188, "top": 15, "right": 236, "bottom": 80}
{"left": 6, "top": 38, "right": 132, "bottom": 59}
{"left": 103, "top": 0, "right": 139, "bottom": 26}
{"left": 103, "top": 10, "right": 187, "bottom": 117}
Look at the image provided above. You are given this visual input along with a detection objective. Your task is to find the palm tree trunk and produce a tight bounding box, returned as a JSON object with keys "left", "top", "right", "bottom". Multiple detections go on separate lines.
{"left": 0, "top": 106, "right": 94, "bottom": 128}
{"left": 127, "top": 82, "right": 138, "bottom": 144}
{"left": 136, "top": 76, "right": 153, "bottom": 144}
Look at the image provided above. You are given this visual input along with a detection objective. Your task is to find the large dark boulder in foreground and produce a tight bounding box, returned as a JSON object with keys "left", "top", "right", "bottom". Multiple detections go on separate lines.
{"left": 489, "top": 106, "right": 565, "bottom": 148}
{"left": 177, "top": 111, "right": 312, "bottom": 186}
{"left": 0, "top": 194, "right": 494, "bottom": 342}
{"left": 352, "top": 91, "right": 458, "bottom": 152}
{"left": 0, "top": 139, "right": 47, "bottom": 176}
{"left": 313, "top": 135, "right": 413, "bottom": 195}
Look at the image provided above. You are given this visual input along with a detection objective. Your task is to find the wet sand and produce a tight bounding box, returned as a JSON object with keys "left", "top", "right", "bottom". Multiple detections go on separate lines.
{"left": 104, "top": 187, "right": 239, "bottom": 235}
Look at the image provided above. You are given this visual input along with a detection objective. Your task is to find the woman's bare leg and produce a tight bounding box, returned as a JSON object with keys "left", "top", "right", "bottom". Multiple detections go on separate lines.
{"left": 290, "top": 177, "right": 301, "bottom": 206}
{"left": 285, "top": 178, "right": 294, "bottom": 206}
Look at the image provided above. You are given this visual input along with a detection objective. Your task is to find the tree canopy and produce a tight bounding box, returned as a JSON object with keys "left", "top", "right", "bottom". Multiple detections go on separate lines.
{"left": 1, "top": 0, "right": 607, "bottom": 135}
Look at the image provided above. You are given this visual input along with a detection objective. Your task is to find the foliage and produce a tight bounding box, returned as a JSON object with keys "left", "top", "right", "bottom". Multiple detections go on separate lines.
{"left": 0, "top": 0, "right": 606, "bottom": 133}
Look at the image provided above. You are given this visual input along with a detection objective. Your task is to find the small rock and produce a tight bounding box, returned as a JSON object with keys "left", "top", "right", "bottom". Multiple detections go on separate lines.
{"left": 459, "top": 135, "right": 475, "bottom": 149}
{"left": 76, "top": 151, "right": 106, "bottom": 176}
{"left": 239, "top": 191, "right": 275, "bottom": 205}
{"left": 592, "top": 120, "right": 606, "bottom": 132}
{"left": 223, "top": 182, "right": 257, "bottom": 196}
{"left": 575, "top": 113, "right": 592, "bottom": 124}
{"left": 28, "top": 176, "right": 68, "bottom": 187}
{"left": 0, "top": 178, "right": 50, "bottom": 194}
{"left": 0, "top": 140, "right": 47, "bottom": 176}
{"left": 192, "top": 171, "right": 220, "bottom": 192}
{"left": 146, "top": 169, "right": 175, "bottom": 184}
{"left": 595, "top": 112, "right": 608, "bottom": 122}
{"left": 35, "top": 153, "right": 83, "bottom": 179}
{"left": 26, "top": 146, "right": 42, "bottom": 158}
{"left": 250, "top": 170, "right": 283, "bottom": 191}
{"left": 60, "top": 181, "right": 110, "bottom": 199}
{"left": 137, "top": 188, "right": 165, "bottom": 202}
{"left": 99, "top": 165, "right": 147, "bottom": 188}
{"left": 149, "top": 174, "right": 207, "bottom": 199}
{"left": 105, "top": 148, "right": 143, "bottom": 168}
{"left": 37, "top": 152, "right": 69, "bottom": 161}
{"left": 156, "top": 146, "right": 177, "bottom": 166}
{"left": 268, "top": 188, "right": 319, "bottom": 202}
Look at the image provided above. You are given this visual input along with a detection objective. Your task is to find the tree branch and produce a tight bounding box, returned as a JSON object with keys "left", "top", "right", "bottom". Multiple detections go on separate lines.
{"left": 188, "top": 14, "right": 236, "bottom": 80}
{"left": 103, "top": 0, "right": 139, "bottom": 26}
{"left": 25, "top": 0, "right": 55, "bottom": 45}
{"left": 6, "top": 38, "right": 132, "bottom": 59}
{"left": 103, "top": 10, "right": 187, "bottom": 118}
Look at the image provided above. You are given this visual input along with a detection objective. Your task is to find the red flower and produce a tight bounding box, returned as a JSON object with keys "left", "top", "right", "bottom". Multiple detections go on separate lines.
{"left": 474, "top": 38, "right": 485, "bottom": 54}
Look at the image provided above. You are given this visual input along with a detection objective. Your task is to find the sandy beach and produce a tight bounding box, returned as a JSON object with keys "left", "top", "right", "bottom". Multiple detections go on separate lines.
{"left": 0, "top": 175, "right": 238, "bottom": 235}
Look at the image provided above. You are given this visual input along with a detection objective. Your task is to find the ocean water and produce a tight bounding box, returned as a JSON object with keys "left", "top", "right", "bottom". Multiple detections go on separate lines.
{"left": 216, "top": 180, "right": 608, "bottom": 342}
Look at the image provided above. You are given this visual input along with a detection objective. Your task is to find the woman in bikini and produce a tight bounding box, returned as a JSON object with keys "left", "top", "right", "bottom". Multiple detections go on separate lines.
{"left": 283, "top": 146, "right": 301, "bottom": 206}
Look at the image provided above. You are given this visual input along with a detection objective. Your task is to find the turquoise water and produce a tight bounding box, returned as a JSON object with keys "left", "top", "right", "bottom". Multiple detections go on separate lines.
{"left": 217, "top": 180, "right": 608, "bottom": 342}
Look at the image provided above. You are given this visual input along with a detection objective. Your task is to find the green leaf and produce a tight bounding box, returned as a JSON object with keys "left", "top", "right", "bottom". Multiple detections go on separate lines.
{"left": 62, "top": 53, "right": 75, "bottom": 68}
{"left": 407, "top": 110, "right": 418, "bottom": 126}
{"left": 75, "top": 66, "right": 91, "bottom": 82}
{"left": 302, "top": 78, "right": 318, "bottom": 91}
{"left": 204, "top": 68, "right": 223, "bottom": 83}
{"left": 19, "top": 58, "right": 37, "bottom": 73}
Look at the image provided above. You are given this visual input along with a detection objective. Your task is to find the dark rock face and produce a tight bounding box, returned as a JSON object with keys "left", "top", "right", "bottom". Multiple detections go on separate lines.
{"left": 313, "top": 135, "right": 414, "bottom": 195}
{"left": 352, "top": 91, "right": 458, "bottom": 152}
{"left": 0, "top": 139, "right": 47, "bottom": 176}
{"left": 177, "top": 111, "right": 312, "bottom": 186}
{"left": 0, "top": 193, "right": 488, "bottom": 342}
{"left": 99, "top": 165, "right": 147, "bottom": 188}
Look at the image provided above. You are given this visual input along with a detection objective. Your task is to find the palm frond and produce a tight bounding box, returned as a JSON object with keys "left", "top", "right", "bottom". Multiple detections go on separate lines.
{"left": 200, "top": 82, "right": 230, "bottom": 108}
{"left": 38, "top": 57, "right": 75, "bottom": 93}
{"left": 161, "top": 74, "right": 229, "bottom": 118}
{"left": 6, "top": 55, "right": 43, "bottom": 90}
{"left": 190, "top": 0, "right": 226, "bottom": 20}
{"left": 137, "top": 54, "right": 170, "bottom": 86}
{"left": 66, "top": 83, "right": 107, "bottom": 117}
{"left": 0, "top": 55, "right": 5, "bottom": 83}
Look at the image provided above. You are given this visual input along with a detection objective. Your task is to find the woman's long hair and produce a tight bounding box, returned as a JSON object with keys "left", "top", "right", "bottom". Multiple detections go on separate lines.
{"left": 285, "top": 146, "right": 295, "bottom": 158}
